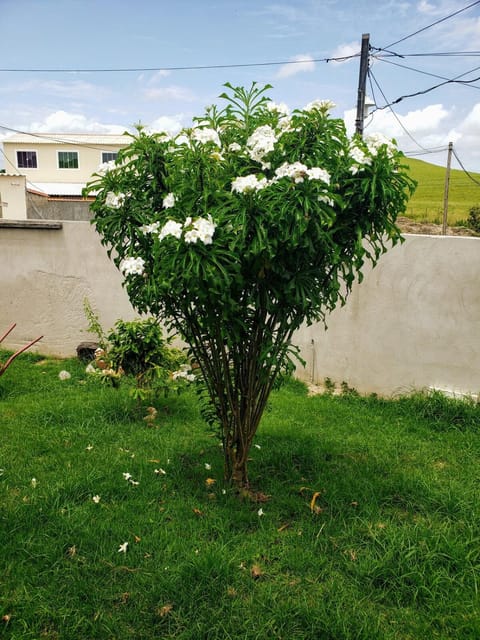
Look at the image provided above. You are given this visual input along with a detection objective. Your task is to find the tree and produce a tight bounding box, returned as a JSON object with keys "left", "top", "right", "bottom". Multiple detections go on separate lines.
{"left": 85, "top": 83, "right": 415, "bottom": 489}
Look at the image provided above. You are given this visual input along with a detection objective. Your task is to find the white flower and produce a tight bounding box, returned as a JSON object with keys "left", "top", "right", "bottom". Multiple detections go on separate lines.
{"left": 191, "top": 127, "right": 221, "bottom": 147}
{"left": 118, "top": 542, "right": 129, "bottom": 553}
{"left": 129, "top": 480, "right": 140, "bottom": 486}
{"left": 163, "top": 193, "right": 176, "bottom": 209}
{"left": 266, "top": 101, "right": 290, "bottom": 117}
{"left": 228, "top": 142, "right": 242, "bottom": 152}
{"left": 140, "top": 222, "right": 161, "bottom": 234}
{"left": 58, "top": 370, "right": 71, "bottom": 381}
{"left": 304, "top": 99, "right": 336, "bottom": 112}
{"left": 204, "top": 463, "right": 212, "bottom": 470}
{"left": 172, "top": 367, "right": 196, "bottom": 382}
{"left": 306, "top": 167, "right": 331, "bottom": 184}
{"left": 92, "top": 495, "right": 101, "bottom": 503}
{"left": 97, "top": 160, "right": 116, "bottom": 175}
{"left": 246, "top": 125, "right": 277, "bottom": 164}
{"left": 318, "top": 193, "right": 335, "bottom": 207}
{"left": 120, "top": 256, "right": 145, "bottom": 276}
{"left": 105, "top": 191, "right": 126, "bottom": 209}
{"left": 31, "top": 478, "right": 37, "bottom": 488}
{"left": 231, "top": 174, "right": 269, "bottom": 194}
{"left": 254, "top": 444, "right": 261, "bottom": 450}
{"left": 349, "top": 145, "right": 371, "bottom": 165}
{"left": 257, "top": 508, "right": 265, "bottom": 516}
{"left": 274, "top": 161, "right": 308, "bottom": 183}
{"left": 86, "top": 444, "right": 94, "bottom": 451}
{"left": 158, "top": 220, "right": 183, "bottom": 241}
{"left": 154, "top": 468, "right": 167, "bottom": 475}
{"left": 122, "top": 472, "right": 132, "bottom": 481}
{"left": 365, "top": 133, "right": 396, "bottom": 157}
{"left": 183, "top": 216, "right": 216, "bottom": 245}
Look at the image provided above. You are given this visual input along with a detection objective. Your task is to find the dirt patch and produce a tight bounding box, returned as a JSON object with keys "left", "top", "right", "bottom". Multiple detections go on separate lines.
{"left": 396, "top": 216, "right": 478, "bottom": 237}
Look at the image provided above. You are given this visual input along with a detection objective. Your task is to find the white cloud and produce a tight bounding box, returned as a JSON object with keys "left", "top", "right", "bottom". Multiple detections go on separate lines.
{"left": 276, "top": 54, "right": 315, "bottom": 78}
{"left": 143, "top": 85, "right": 196, "bottom": 102}
{"left": 28, "top": 110, "right": 127, "bottom": 134}
{"left": 149, "top": 114, "right": 185, "bottom": 134}
{"left": 417, "top": 0, "right": 438, "bottom": 14}
{"left": 329, "top": 41, "right": 360, "bottom": 64}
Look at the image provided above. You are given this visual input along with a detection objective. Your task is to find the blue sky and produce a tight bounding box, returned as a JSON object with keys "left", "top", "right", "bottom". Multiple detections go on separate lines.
{"left": 2, "top": 0, "right": 480, "bottom": 170}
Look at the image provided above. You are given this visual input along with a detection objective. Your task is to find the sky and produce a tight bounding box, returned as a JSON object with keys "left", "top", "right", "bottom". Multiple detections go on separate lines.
{"left": 1, "top": 0, "right": 480, "bottom": 172}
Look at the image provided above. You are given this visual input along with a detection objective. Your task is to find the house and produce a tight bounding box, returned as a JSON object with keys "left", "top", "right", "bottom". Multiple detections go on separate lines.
{"left": 1, "top": 133, "right": 130, "bottom": 220}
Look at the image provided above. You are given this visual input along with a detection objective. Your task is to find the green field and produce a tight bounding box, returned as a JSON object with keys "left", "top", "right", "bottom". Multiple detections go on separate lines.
{"left": 1, "top": 352, "right": 479, "bottom": 639}
{"left": 402, "top": 156, "right": 480, "bottom": 226}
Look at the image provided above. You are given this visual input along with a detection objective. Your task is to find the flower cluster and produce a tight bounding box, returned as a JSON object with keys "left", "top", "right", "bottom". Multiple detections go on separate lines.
{"left": 231, "top": 174, "right": 268, "bottom": 194}
{"left": 158, "top": 215, "right": 216, "bottom": 245}
{"left": 231, "top": 162, "right": 331, "bottom": 195}
{"left": 274, "top": 162, "right": 331, "bottom": 185}
{"left": 105, "top": 191, "right": 126, "bottom": 209}
{"left": 97, "top": 160, "right": 116, "bottom": 175}
{"left": 246, "top": 125, "right": 277, "bottom": 168}
{"left": 120, "top": 256, "right": 146, "bottom": 276}
{"left": 172, "top": 365, "right": 195, "bottom": 382}
{"left": 191, "top": 127, "right": 221, "bottom": 147}
{"left": 304, "top": 99, "right": 336, "bottom": 113}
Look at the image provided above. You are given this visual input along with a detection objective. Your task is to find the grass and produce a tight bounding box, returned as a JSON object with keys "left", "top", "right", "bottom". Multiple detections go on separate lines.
{"left": 0, "top": 351, "right": 479, "bottom": 639}
{"left": 403, "top": 157, "right": 480, "bottom": 227}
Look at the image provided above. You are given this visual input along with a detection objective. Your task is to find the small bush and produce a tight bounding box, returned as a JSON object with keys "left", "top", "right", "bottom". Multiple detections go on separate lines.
{"left": 467, "top": 205, "right": 480, "bottom": 233}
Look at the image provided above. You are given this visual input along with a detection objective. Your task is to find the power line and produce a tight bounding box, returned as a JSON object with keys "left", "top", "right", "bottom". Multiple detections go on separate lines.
{"left": 372, "top": 56, "right": 480, "bottom": 90}
{"left": 0, "top": 124, "right": 130, "bottom": 151}
{"left": 368, "top": 69, "right": 434, "bottom": 153}
{"left": 0, "top": 54, "right": 359, "bottom": 74}
{"left": 373, "top": 50, "right": 480, "bottom": 58}
{"left": 371, "top": 63, "right": 480, "bottom": 110}
{"left": 380, "top": 0, "right": 480, "bottom": 50}
{"left": 451, "top": 147, "right": 480, "bottom": 186}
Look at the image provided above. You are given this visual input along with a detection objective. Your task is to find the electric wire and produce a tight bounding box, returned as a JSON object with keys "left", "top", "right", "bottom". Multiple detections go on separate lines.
{"left": 371, "top": 55, "right": 480, "bottom": 90}
{"left": 379, "top": 0, "right": 480, "bottom": 50}
{"left": 371, "top": 63, "right": 480, "bottom": 110}
{"left": 0, "top": 124, "right": 130, "bottom": 151}
{"left": 452, "top": 148, "right": 480, "bottom": 186}
{"left": 368, "top": 69, "right": 434, "bottom": 152}
{"left": 0, "top": 53, "right": 359, "bottom": 74}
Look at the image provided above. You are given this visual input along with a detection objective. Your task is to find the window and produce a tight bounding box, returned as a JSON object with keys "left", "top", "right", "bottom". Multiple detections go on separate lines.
{"left": 58, "top": 151, "right": 79, "bottom": 169}
{"left": 17, "top": 151, "right": 38, "bottom": 169}
{"left": 101, "top": 152, "right": 118, "bottom": 163}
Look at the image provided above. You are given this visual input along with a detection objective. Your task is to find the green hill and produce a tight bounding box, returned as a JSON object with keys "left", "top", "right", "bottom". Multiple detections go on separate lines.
{"left": 402, "top": 156, "right": 480, "bottom": 226}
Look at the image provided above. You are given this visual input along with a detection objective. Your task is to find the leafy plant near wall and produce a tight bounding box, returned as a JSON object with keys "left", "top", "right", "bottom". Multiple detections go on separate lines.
{"left": 85, "top": 82, "right": 416, "bottom": 489}
{"left": 467, "top": 205, "right": 480, "bottom": 233}
{"left": 83, "top": 300, "right": 190, "bottom": 401}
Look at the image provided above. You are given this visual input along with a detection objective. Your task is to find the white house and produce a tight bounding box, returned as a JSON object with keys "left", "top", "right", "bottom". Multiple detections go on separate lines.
{"left": 1, "top": 133, "right": 130, "bottom": 219}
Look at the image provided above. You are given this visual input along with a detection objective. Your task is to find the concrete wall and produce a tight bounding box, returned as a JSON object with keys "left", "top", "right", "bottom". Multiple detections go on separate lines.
{"left": 0, "top": 221, "right": 136, "bottom": 356}
{"left": 0, "top": 222, "right": 478, "bottom": 397}
{"left": 27, "top": 193, "right": 92, "bottom": 221}
{"left": 0, "top": 175, "right": 27, "bottom": 219}
{"left": 295, "top": 235, "right": 480, "bottom": 398}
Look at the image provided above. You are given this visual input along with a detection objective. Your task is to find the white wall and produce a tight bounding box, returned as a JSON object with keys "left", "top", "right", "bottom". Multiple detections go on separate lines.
{"left": 0, "top": 222, "right": 478, "bottom": 397}
{"left": 295, "top": 235, "right": 480, "bottom": 397}
{"left": 0, "top": 175, "right": 27, "bottom": 219}
{"left": 0, "top": 221, "right": 136, "bottom": 355}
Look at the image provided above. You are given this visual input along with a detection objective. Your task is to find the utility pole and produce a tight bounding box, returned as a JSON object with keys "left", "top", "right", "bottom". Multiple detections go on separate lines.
{"left": 355, "top": 33, "right": 370, "bottom": 138}
{"left": 442, "top": 142, "right": 453, "bottom": 235}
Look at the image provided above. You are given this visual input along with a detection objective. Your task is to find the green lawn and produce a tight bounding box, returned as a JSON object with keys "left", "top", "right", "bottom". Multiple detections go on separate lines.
{"left": 403, "top": 157, "right": 480, "bottom": 226}
{"left": 0, "top": 352, "right": 479, "bottom": 639}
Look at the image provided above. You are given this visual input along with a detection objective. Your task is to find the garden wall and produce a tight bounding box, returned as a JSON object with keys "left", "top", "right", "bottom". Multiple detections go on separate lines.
{"left": 0, "top": 220, "right": 479, "bottom": 397}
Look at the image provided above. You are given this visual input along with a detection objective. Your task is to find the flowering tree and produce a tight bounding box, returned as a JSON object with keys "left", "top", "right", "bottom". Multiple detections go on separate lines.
{"left": 85, "top": 83, "right": 415, "bottom": 488}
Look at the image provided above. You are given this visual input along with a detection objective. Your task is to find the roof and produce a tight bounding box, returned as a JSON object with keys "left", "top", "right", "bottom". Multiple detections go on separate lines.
{"left": 3, "top": 133, "right": 131, "bottom": 146}
{"left": 27, "top": 182, "right": 86, "bottom": 197}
